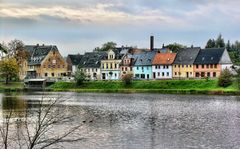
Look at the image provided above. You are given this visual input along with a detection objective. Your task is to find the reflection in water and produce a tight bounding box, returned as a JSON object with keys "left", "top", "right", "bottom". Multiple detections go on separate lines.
{"left": 1, "top": 93, "right": 240, "bottom": 148}
{"left": 1, "top": 95, "right": 26, "bottom": 119}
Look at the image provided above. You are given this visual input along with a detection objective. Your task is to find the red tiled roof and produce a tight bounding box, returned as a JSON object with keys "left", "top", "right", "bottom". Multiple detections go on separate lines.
{"left": 152, "top": 53, "right": 176, "bottom": 65}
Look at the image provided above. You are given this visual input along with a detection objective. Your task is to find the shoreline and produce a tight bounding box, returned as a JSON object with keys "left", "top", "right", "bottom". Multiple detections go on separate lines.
{"left": 0, "top": 80, "right": 239, "bottom": 96}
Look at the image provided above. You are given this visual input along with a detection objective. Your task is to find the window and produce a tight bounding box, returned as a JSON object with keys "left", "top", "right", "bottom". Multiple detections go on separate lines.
{"left": 196, "top": 65, "right": 199, "bottom": 69}
{"left": 186, "top": 65, "right": 188, "bottom": 68}
{"left": 52, "top": 65, "right": 55, "bottom": 68}
{"left": 207, "top": 72, "right": 210, "bottom": 77}
{"left": 115, "top": 64, "right": 117, "bottom": 69}
{"left": 115, "top": 73, "right": 117, "bottom": 77}
{"left": 162, "top": 72, "right": 164, "bottom": 76}
{"left": 196, "top": 72, "right": 200, "bottom": 77}
{"left": 141, "top": 74, "right": 145, "bottom": 79}
{"left": 178, "top": 65, "right": 180, "bottom": 68}
{"left": 202, "top": 64, "right": 204, "bottom": 68}
{"left": 122, "top": 67, "right": 124, "bottom": 71}
{"left": 110, "top": 63, "right": 112, "bottom": 69}
{"left": 213, "top": 72, "right": 216, "bottom": 77}
{"left": 147, "top": 67, "right": 149, "bottom": 70}
{"left": 52, "top": 73, "right": 54, "bottom": 77}
{"left": 44, "top": 65, "right": 46, "bottom": 68}
{"left": 175, "top": 72, "right": 177, "bottom": 75}
{"left": 130, "top": 67, "right": 132, "bottom": 71}
{"left": 125, "top": 67, "right": 127, "bottom": 71}
{"left": 135, "top": 74, "right": 139, "bottom": 78}
{"left": 58, "top": 65, "right": 60, "bottom": 68}
{"left": 210, "top": 64, "right": 213, "bottom": 68}
{"left": 175, "top": 65, "right": 177, "bottom": 68}
{"left": 158, "top": 72, "right": 160, "bottom": 76}
{"left": 201, "top": 72, "right": 205, "bottom": 77}
{"left": 106, "top": 64, "right": 108, "bottom": 69}
{"left": 207, "top": 65, "right": 209, "bottom": 68}
{"left": 190, "top": 65, "right": 192, "bottom": 68}
{"left": 137, "top": 67, "right": 139, "bottom": 70}
{"left": 155, "top": 65, "right": 157, "bottom": 69}
{"left": 166, "top": 65, "right": 169, "bottom": 69}
{"left": 45, "top": 73, "right": 48, "bottom": 77}
{"left": 182, "top": 65, "right": 184, "bottom": 68}
{"left": 167, "top": 72, "right": 169, "bottom": 76}
{"left": 214, "top": 64, "right": 217, "bottom": 68}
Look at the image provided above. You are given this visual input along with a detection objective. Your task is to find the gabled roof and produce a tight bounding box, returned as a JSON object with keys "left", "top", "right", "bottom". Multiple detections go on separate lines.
{"left": 134, "top": 51, "right": 156, "bottom": 66}
{"left": 79, "top": 51, "right": 107, "bottom": 68}
{"left": 67, "top": 54, "right": 83, "bottom": 65}
{"left": 25, "top": 45, "right": 57, "bottom": 65}
{"left": 174, "top": 47, "right": 200, "bottom": 64}
{"left": 152, "top": 53, "right": 176, "bottom": 65}
{"left": 194, "top": 48, "right": 226, "bottom": 64}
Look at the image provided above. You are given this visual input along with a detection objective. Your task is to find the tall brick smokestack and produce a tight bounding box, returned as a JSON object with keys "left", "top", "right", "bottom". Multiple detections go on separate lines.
{"left": 150, "top": 36, "right": 154, "bottom": 51}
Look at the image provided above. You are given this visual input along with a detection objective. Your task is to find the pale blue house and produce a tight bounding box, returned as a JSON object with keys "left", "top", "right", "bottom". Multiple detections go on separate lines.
{"left": 133, "top": 51, "right": 156, "bottom": 80}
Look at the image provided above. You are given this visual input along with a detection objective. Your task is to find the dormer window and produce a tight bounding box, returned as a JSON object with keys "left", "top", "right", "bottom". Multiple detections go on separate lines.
{"left": 167, "top": 58, "right": 170, "bottom": 61}
{"left": 211, "top": 57, "right": 214, "bottom": 60}
{"left": 202, "top": 57, "right": 205, "bottom": 61}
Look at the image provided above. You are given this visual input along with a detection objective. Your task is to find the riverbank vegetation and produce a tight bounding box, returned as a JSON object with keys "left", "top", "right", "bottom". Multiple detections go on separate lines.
{"left": 48, "top": 79, "right": 238, "bottom": 94}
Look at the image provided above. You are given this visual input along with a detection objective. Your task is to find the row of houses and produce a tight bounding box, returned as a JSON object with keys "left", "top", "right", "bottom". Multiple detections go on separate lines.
{"left": 19, "top": 37, "right": 233, "bottom": 81}
{"left": 67, "top": 47, "right": 233, "bottom": 80}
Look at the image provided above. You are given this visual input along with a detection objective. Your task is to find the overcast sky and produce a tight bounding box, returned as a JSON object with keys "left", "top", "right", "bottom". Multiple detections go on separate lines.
{"left": 1, "top": 0, "right": 240, "bottom": 56}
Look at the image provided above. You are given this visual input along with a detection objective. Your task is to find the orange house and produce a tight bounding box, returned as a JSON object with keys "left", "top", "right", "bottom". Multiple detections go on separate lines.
{"left": 193, "top": 48, "right": 232, "bottom": 78}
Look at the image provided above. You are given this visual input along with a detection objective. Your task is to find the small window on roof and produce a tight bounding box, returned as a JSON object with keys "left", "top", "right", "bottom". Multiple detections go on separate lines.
{"left": 211, "top": 57, "right": 214, "bottom": 60}
{"left": 202, "top": 57, "right": 205, "bottom": 61}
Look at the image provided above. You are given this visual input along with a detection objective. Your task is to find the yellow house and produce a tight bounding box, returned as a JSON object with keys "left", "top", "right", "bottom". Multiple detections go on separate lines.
{"left": 101, "top": 49, "right": 123, "bottom": 80}
{"left": 24, "top": 45, "right": 68, "bottom": 79}
{"left": 172, "top": 48, "right": 200, "bottom": 79}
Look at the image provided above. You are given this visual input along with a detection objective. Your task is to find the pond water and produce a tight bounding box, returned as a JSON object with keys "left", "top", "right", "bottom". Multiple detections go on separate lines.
{"left": 1, "top": 92, "right": 240, "bottom": 149}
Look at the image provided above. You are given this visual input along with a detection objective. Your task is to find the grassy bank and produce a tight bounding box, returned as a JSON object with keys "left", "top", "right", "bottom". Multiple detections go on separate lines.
{"left": 0, "top": 82, "right": 24, "bottom": 92}
{"left": 49, "top": 79, "right": 239, "bottom": 95}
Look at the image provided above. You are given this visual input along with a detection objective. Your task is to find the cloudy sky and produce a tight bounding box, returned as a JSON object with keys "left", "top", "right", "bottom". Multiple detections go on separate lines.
{"left": 1, "top": 0, "right": 240, "bottom": 56}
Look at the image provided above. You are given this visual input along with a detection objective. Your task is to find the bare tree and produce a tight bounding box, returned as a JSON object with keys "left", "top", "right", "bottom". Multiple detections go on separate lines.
{"left": 0, "top": 93, "right": 84, "bottom": 149}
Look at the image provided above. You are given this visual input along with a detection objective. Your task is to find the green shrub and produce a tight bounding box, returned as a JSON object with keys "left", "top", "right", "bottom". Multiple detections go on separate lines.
{"left": 74, "top": 69, "right": 87, "bottom": 86}
{"left": 218, "top": 68, "right": 233, "bottom": 87}
{"left": 122, "top": 74, "right": 133, "bottom": 86}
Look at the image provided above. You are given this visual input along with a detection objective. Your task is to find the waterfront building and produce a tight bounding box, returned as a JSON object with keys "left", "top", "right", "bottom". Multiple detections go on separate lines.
{"left": 133, "top": 51, "right": 156, "bottom": 79}
{"left": 173, "top": 47, "right": 200, "bottom": 79}
{"left": 79, "top": 51, "right": 107, "bottom": 80}
{"left": 24, "top": 44, "right": 68, "bottom": 79}
{"left": 193, "top": 48, "right": 233, "bottom": 78}
{"left": 66, "top": 54, "right": 83, "bottom": 76}
{"left": 152, "top": 52, "right": 176, "bottom": 79}
{"left": 101, "top": 49, "right": 125, "bottom": 80}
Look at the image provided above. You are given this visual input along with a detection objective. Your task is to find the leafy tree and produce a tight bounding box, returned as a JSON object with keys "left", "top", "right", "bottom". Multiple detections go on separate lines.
{"left": 165, "top": 43, "right": 186, "bottom": 53}
{"left": 0, "top": 58, "right": 19, "bottom": 84}
{"left": 74, "top": 68, "right": 86, "bottom": 86}
{"left": 0, "top": 43, "right": 8, "bottom": 54}
{"left": 218, "top": 68, "right": 233, "bottom": 87}
{"left": 122, "top": 74, "right": 133, "bottom": 86}
{"left": 95, "top": 42, "right": 117, "bottom": 51}
{"left": 235, "top": 68, "right": 240, "bottom": 89}
{"left": 226, "top": 40, "right": 231, "bottom": 51}
{"left": 7, "top": 39, "right": 29, "bottom": 66}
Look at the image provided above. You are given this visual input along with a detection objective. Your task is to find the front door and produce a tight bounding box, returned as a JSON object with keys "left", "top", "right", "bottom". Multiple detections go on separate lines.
{"left": 102, "top": 73, "right": 106, "bottom": 80}
{"left": 186, "top": 72, "right": 189, "bottom": 78}
{"left": 153, "top": 72, "right": 156, "bottom": 79}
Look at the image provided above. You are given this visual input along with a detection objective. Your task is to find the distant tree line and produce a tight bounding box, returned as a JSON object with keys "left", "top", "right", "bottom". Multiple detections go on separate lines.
{"left": 205, "top": 34, "right": 240, "bottom": 65}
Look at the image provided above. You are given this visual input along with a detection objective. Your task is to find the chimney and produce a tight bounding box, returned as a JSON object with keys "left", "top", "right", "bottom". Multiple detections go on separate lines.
{"left": 150, "top": 36, "right": 154, "bottom": 51}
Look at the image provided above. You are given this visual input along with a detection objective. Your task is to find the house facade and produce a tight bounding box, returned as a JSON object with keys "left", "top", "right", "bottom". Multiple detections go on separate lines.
{"left": 79, "top": 52, "right": 107, "bottom": 80}
{"left": 25, "top": 45, "right": 68, "bottom": 79}
{"left": 66, "top": 54, "right": 83, "bottom": 76}
{"left": 152, "top": 52, "right": 176, "bottom": 79}
{"left": 173, "top": 48, "right": 200, "bottom": 79}
{"left": 101, "top": 49, "right": 123, "bottom": 80}
{"left": 193, "top": 48, "right": 233, "bottom": 78}
{"left": 133, "top": 51, "right": 156, "bottom": 79}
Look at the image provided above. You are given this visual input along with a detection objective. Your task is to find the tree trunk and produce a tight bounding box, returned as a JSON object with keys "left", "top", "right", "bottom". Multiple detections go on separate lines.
{"left": 5, "top": 76, "right": 8, "bottom": 84}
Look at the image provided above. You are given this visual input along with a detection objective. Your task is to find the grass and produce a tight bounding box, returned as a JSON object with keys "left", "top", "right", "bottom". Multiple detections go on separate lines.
{"left": 49, "top": 79, "right": 239, "bottom": 95}
{"left": 0, "top": 82, "right": 24, "bottom": 91}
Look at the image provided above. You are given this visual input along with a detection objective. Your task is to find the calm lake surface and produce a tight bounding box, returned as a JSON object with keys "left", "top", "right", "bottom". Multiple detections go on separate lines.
{"left": 1, "top": 92, "right": 240, "bottom": 149}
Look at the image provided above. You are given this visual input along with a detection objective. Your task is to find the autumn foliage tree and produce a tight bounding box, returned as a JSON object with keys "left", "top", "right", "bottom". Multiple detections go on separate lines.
{"left": 0, "top": 58, "right": 19, "bottom": 84}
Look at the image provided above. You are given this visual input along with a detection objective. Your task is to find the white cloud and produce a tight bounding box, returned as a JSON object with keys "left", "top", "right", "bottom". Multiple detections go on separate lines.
{"left": 0, "top": 3, "right": 184, "bottom": 27}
